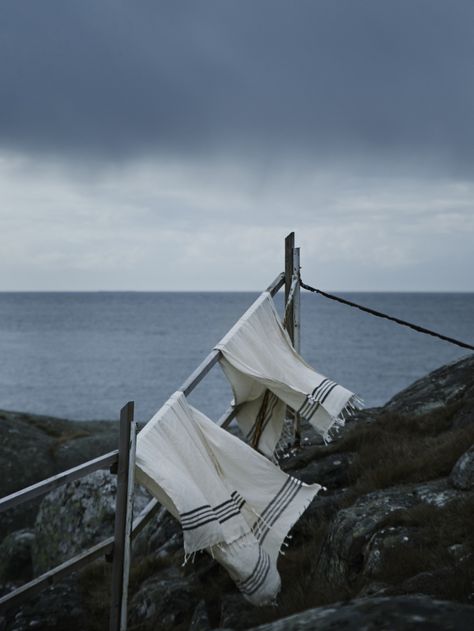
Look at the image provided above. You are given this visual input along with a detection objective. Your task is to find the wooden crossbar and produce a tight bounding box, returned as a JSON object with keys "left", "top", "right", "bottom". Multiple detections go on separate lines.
{"left": 0, "top": 450, "right": 119, "bottom": 514}
{"left": 131, "top": 498, "right": 162, "bottom": 540}
{"left": 181, "top": 350, "right": 221, "bottom": 396}
{"left": 0, "top": 255, "right": 292, "bottom": 627}
{"left": 0, "top": 497, "right": 162, "bottom": 613}
{"left": 180, "top": 271, "right": 285, "bottom": 397}
{"left": 0, "top": 536, "right": 114, "bottom": 612}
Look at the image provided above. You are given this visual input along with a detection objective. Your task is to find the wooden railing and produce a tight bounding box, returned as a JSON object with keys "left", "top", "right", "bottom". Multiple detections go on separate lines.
{"left": 0, "top": 234, "right": 300, "bottom": 630}
{"left": 0, "top": 451, "right": 119, "bottom": 514}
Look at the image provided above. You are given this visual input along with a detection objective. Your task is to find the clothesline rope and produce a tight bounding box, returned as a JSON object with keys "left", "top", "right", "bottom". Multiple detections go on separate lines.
{"left": 299, "top": 279, "right": 474, "bottom": 352}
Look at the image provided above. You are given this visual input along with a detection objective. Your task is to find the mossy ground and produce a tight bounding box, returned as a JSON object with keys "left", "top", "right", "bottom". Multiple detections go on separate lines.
{"left": 328, "top": 403, "right": 474, "bottom": 496}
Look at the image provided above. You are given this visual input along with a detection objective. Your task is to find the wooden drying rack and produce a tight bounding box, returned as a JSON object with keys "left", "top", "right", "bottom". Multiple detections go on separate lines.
{"left": 0, "top": 233, "right": 301, "bottom": 630}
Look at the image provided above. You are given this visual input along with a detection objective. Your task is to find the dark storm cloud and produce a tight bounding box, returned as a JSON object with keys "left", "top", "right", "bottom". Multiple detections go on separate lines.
{"left": 1, "top": 0, "right": 474, "bottom": 167}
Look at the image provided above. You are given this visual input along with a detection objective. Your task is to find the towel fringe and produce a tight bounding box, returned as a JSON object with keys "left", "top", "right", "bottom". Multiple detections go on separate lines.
{"left": 271, "top": 417, "right": 294, "bottom": 463}
{"left": 321, "top": 393, "right": 364, "bottom": 443}
{"left": 182, "top": 551, "right": 198, "bottom": 566}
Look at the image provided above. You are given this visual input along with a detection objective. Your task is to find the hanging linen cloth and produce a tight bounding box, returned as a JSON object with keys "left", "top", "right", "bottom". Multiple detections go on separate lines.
{"left": 135, "top": 391, "right": 319, "bottom": 605}
{"left": 215, "top": 291, "right": 362, "bottom": 458}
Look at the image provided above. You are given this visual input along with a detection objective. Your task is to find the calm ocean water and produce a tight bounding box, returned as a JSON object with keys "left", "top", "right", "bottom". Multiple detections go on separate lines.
{"left": 0, "top": 291, "right": 473, "bottom": 423}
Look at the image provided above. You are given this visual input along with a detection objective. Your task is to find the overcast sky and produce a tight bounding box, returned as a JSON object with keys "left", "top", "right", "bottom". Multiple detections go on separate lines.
{"left": 1, "top": 1, "right": 473, "bottom": 291}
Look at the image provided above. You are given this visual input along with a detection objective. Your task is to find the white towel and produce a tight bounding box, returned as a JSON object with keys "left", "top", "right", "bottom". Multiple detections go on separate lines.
{"left": 215, "top": 291, "right": 362, "bottom": 458}
{"left": 135, "top": 391, "right": 319, "bottom": 605}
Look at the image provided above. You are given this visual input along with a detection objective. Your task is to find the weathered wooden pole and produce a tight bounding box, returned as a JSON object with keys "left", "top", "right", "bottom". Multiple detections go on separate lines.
{"left": 293, "top": 246, "right": 301, "bottom": 445}
{"left": 285, "top": 233, "right": 302, "bottom": 446}
{"left": 284, "top": 232, "right": 296, "bottom": 344}
{"left": 110, "top": 401, "right": 136, "bottom": 631}
{"left": 293, "top": 246, "right": 301, "bottom": 354}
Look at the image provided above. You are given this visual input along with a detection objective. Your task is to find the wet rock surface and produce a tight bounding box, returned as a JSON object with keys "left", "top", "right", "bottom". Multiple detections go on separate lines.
{"left": 248, "top": 596, "right": 474, "bottom": 630}
{"left": 1, "top": 355, "right": 473, "bottom": 630}
{"left": 128, "top": 566, "right": 197, "bottom": 630}
{"left": 383, "top": 354, "right": 474, "bottom": 420}
{"left": 0, "top": 410, "right": 119, "bottom": 539}
{"left": 0, "top": 530, "right": 35, "bottom": 587}
{"left": 1, "top": 578, "right": 87, "bottom": 631}
{"left": 318, "top": 478, "right": 465, "bottom": 589}
{"left": 291, "top": 452, "right": 355, "bottom": 488}
{"left": 450, "top": 446, "right": 474, "bottom": 490}
{"left": 32, "top": 470, "right": 150, "bottom": 575}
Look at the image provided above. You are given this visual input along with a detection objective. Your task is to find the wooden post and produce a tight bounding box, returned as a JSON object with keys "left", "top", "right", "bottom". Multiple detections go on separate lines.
{"left": 285, "top": 233, "right": 302, "bottom": 446}
{"left": 293, "top": 247, "right": 301, "bottom": 354}
{"left": 284, "top": 232, "right": 295, "bottom": 344}
{"left": 110, "top": 401, "right": 136, "bottom": 631}
{"left": 293, "top": 247, "right": 301, "bottom": 446}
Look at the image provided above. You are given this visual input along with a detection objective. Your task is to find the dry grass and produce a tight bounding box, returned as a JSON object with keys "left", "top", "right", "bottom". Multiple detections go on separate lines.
{"left": 79, "top": 554, "right": 182, "bottom": 631}
{"left": 242, "top": 517, "right": 350, "bottom": 628}
{"left": 79, "top": 561, "right": 112, "bottom": 631}
{"left": 26, "top": 417, "right": 67, "bottom": 437}
{"left": 328, "top": 401, "right": 465, "bottom": 453}
{"left": 375, "top": 496, "right": 474, "bottom": 601}
{"left": 350, "top": 425, "right": 473, "bottom": 495}
{"left": 321, "top": 403, "right": 474, "bottom": 496}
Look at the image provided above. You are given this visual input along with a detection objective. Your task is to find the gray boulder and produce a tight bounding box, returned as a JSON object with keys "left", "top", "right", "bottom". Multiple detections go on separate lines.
{"left": 249, "top": 595, "right": 474, "bottom": 630}
{"left": 291, "top": 452, "right": 355, "bottom": 489}
{"left": 220, "top": 593, "right": 260, "bottom": 630}
{"left": 318, "top": 478, "right": 465, "bottom": 589}
{"left": 0, "top": 530, "right": 35, "bottom": 586}
{"left": 1, "top": 578, "right": 86, "bottom": 631}
{"left": 0, "top": 409, "right": 119, "bottom": 538}
{"left": 128, "top": 565, "right": 197, "bottom": 630}
{"left": 32, "top": 470, "right": 149, "bottom": 575}
{"left": 450, "top": 446, "right": 474, "bottom": 490}
{"left": 401, "top": 567, "right": 469, "bottom": 598}
{"left": 383, "top": 354, "right": 474, "bottom": 419}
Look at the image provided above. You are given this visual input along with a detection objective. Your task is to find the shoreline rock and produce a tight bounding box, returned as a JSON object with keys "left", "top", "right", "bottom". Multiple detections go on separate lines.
{"left": 248, "top": 595, "right": 474, "bottom": 630}
{"left": 0, "top": 410, "right": 119, "bottom": 538}
{"left": 1, "top": 354, "right": 473, "bottom": 630}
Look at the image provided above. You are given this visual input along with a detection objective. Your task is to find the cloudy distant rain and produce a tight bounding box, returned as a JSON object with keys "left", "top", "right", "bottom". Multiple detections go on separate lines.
{"left": 1, "top": 1, "right": 473, "bottom": 291}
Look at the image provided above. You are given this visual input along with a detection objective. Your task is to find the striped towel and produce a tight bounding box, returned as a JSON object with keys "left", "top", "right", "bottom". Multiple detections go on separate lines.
{"left": 215, "top": 291, "right": 362, "bottom": 458}
{"left": 135, "top": 391, "right": 319, "bottom": 605}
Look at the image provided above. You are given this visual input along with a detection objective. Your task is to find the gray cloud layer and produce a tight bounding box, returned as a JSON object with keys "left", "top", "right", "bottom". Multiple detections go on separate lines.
{"left": 1, "top": 1, "right": 474, "bottom": 169}
{"left": 1, "top": 2, "right": 473, "bottom": 292}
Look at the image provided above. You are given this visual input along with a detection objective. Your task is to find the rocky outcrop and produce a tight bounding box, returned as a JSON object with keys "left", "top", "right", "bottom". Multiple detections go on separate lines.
{"left": 450, "top": 446, "right": 474, "bottom": 490}
{"left": 0, "top": 530, "right": 35, "bottom": 586}
{"left": 1, "top": 354, "right": 473, "bottom": 630}
{"left": 33, "top": 470, "right": 150, "bottom": 575}
{"left": 133, "top": 508, "right": 183, "bottom": 561}
{"left": 0, "top": 409, "right": 119, "bottom": 538}
{"left": 248, "top": 596, "right": 474, "bottom": 630}
{"left": 0, "top": 578, "right": 87, "bottom": 631}
{"left": 383, "top": 354, "right": 474, "bottom": 422}
{"left": 0, "top": 472, "right": 151, "bottom": 630}
{"left": 318, "top": 478, "right": 466, "bottom": 590}
{"left": 289, "top": 452, "right": 355, "bottom": 489}
{"left": 128, "top": 566, "right": 197, "bottom": 630}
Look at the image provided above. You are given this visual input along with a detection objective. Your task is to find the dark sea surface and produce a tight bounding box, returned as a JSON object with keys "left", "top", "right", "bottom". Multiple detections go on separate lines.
{"left": 0, "top": 291, "right": 473, "bottom": 423}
